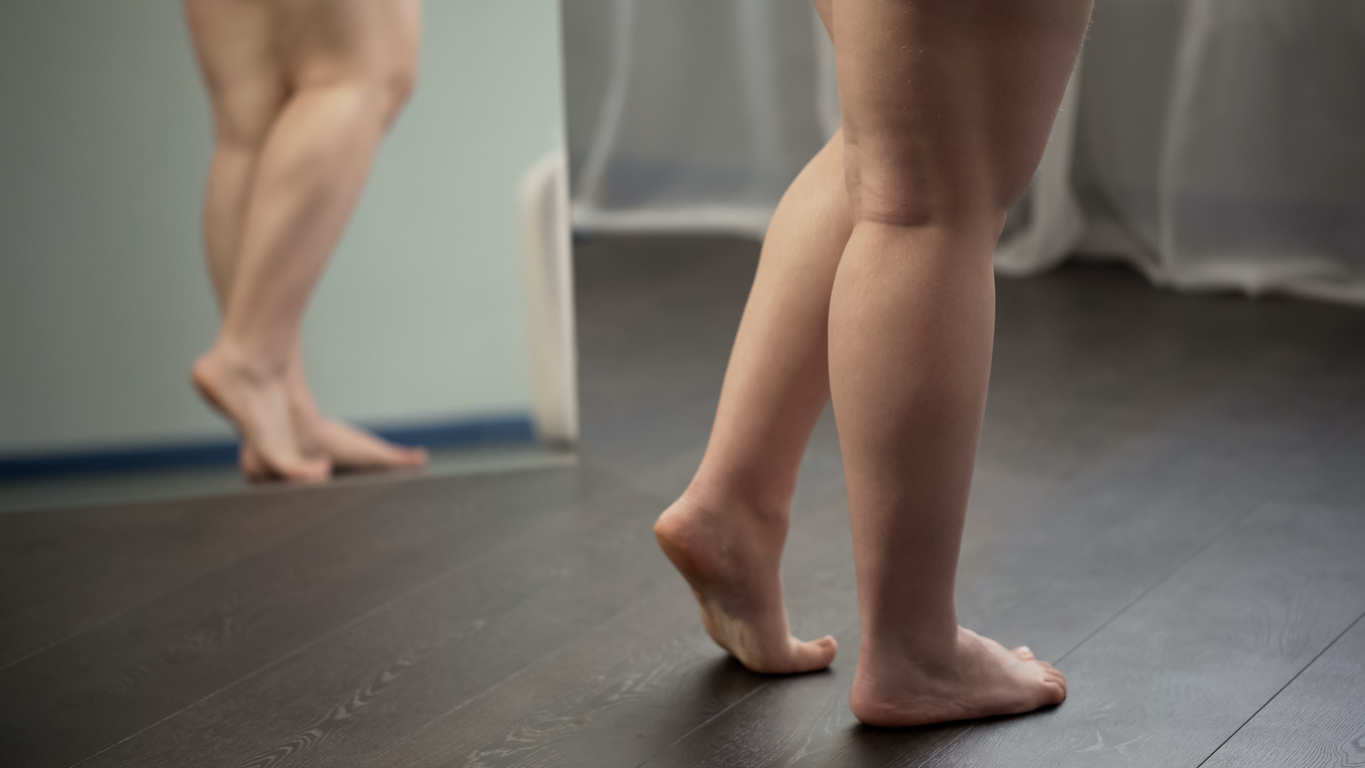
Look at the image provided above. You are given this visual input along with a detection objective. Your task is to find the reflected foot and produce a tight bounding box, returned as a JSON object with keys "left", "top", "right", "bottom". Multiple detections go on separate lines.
{"left": 191, "top": 349, "right": 331, "bottom": 484}
{"left": 303, "top": 418, "right": 428, "bottom": 473}
{"left": 850, "top": 628, "right": 1067, "bottom": 727}
{"left": 240, "top": 419, "right": 427, "bottom": 480}
{"left": 654, "top": 494, "right": 836, "bottom": 674}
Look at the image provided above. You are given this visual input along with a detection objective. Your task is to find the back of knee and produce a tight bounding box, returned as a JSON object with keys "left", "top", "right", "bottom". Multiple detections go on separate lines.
{"left": 849, "top": 173, "right": 1007, "bottom": 234}
{"left": 212, "top": 81, "right": 285, "bottom": 151}
{"left": 845, "top": 135, "right": 1050, "bottom": 234}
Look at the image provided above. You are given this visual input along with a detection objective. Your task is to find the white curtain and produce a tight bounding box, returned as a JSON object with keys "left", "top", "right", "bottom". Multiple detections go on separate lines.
{"left": 563, "top": 0, "right": 1365, "bottom": 304}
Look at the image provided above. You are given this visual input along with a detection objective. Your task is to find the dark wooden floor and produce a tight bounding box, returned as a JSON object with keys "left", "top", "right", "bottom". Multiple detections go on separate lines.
{"left": 3, "top": 236, "right": 1365, "bottom": 767}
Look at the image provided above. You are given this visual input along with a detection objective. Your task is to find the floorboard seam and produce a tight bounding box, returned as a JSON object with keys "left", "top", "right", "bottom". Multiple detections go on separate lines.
{"left": 1052, "top": 495, "right": 1275, "bottom": 667}
{"left": 634, "top": 682, "right": 773, "bottom": 768}
{"left": 1193, "top": 608, "right": 1365, "bottom": 768}
{"left": 0, "top": 467, "right": 389, "bottom": 518}
{"left": 357, "top": 657, "right": 538, "bottom": 768}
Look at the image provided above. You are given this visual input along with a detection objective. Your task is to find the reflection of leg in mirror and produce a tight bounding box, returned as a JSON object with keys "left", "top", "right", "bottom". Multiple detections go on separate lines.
{"left": 659, "top": 0, "right": 1089, "bottom": 726}
{"left": 184, "top": 0, "right": 427, "bottom": 482}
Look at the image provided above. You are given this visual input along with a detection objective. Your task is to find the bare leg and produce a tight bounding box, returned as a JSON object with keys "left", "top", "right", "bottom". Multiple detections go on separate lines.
{"left": 655, "top": 0, "right": 847, "bottom": 676}
{"left": 655, "top": 120, "right": 851, "bottom": 671}
{"left": 186, "top": 0, "right": 424, "bottom": 481}
{"left": 184, "top": 0, "right": 293, "bottom": 480}
{"left": 828, "top": 0, "right": 1089, "bottom": 726}
{"left": 185, "top": 0, "right": 283, "bottom": 316}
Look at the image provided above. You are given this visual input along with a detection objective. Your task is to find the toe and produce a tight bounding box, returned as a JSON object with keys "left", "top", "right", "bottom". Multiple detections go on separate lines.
{"left": 784, "top": 635, "right": 837, "bottom": 674}
{"left": 1013, "top": 646, "right": 1035, "bottom": 660}
{"left": 1043, "top": 668, "right": 1068, "bottom": 701}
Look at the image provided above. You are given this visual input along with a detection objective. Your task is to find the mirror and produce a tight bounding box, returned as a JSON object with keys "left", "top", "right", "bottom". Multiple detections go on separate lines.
{"left": 0, "top": 1, "right": 576, "bottom": 505}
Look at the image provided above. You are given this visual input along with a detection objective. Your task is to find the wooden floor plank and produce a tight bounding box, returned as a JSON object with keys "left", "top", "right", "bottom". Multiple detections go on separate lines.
{"left": 1201, "top": 611, "right": 1365, "bottom": 768}
{"left": 0, "top": 485, "right": 383, "bottom": 670}
{"left": 0, "top": 468, "right": 604, "bottom": 768}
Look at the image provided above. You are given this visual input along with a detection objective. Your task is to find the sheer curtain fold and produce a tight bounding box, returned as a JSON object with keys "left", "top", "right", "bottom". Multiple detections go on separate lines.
{"left": 564, "top": 0, "right": 1365, "bottom": 304}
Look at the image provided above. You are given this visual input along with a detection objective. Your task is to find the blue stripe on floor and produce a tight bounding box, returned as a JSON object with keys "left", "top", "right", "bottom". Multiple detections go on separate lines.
{"left": 0, "top": 413, "right": 537, "bottom": 480}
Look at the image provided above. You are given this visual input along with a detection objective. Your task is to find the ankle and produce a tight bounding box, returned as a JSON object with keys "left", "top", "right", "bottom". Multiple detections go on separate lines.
{"left": 859, "top": 623, "right": 962, "bottom": 674}
{"left": 199, "top": 340, "right": 288, "bottom": 385}
{"left": 680, "top": 477, "right": 790, "bottom": 530}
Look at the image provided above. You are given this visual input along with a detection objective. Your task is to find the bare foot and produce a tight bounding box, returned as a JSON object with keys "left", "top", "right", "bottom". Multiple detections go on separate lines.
{"left": 191, "top": 349, "right": 331, "bottom": 483}
{"left": 654, "top": 494, "right": 837, "bottom": 674}
{"left": 241, "top": 419, "right": 426, "bottom": 479}
{"left": 849, "top": 627, "right": 1067, "bottom": 727}
{"left": 300, "top": 418, "right": 428, "bottom": 473}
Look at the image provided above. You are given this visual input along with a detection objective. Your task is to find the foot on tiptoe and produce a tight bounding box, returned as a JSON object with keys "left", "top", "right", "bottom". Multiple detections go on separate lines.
{"left": 304, "top": 417, "right": 428, "bottom": 473}
{"left": 654, "top": 493, "right": 837, "bottom": 674}
{"left": 191, "top": 348, "right": 331, "bottom": 484}
{"left": 850, "top": 627, "right": 1067, "bottom": 727}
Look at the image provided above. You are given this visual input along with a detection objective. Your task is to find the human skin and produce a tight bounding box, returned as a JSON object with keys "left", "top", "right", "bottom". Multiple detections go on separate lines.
{"left": 655, "top": 0, "right": 1092, "bottom": 726}
{"left": 185, "top": 0, "right": 428, "bottom": 482}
